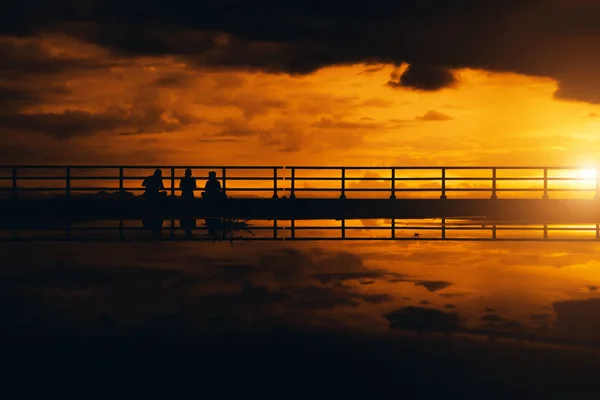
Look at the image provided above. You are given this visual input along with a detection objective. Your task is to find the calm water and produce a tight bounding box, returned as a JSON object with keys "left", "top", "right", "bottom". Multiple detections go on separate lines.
{"left": 4, "top": 218, "right": 600, "bottom": 241}
{"left": 2, "top": 230, "right": 600, "bottom": 349}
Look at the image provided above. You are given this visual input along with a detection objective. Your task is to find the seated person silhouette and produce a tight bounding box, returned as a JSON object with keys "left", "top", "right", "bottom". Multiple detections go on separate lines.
{"left": 142, "top": 169, "right": 166, "bottom": 198}
{"left": 179, "top": 168, "right": 197, "bottom": 238}
{"left": 180, "top": 168, "right": 196, "bottom": 198}
{"left": 202, "top": 171, "right": 226, "bottom": 200}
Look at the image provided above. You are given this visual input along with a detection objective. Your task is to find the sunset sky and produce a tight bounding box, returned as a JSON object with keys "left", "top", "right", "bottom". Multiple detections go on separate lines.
{"left": 2, "top": 0, "right": 600, "bottom": 168}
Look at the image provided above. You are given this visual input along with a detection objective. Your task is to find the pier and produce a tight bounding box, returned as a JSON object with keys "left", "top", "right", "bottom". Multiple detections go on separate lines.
{"left": 2, "top": 165, "right": 600, "bottom": 241}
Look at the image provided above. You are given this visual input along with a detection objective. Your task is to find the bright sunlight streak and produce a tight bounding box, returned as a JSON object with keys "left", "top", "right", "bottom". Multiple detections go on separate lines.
{"left": 578, "top": 168, "right": 598, "bottom": 180}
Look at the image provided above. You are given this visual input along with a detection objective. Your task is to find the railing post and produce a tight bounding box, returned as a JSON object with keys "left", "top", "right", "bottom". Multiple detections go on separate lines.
{"left": 440, "top": 168, "right": 447, "bottom": 199}
{"left": 491, "top": 168, "right": 497, "bottom": 199}
{"left": 390, "top": 168, "right": 396, "bottom": 199}
{"left": 290, "top": 167, "right": 296, "bottom": 199}
{"left": 273, "top": 219, "right": 278, "bottom": 239}
{"left": 542, "top": 168, "right": 548, "bottom": 199}
{"left": 170, "top": 167, "right": 175, "bottom": 197}
{"left": 596, "top": 223, "right": 599, "bottom": 241}
{"left": 273, "top": 168, "right": 278, "bottom": 199}
{"left": 340, "top": 168, "right": 346, "bottom": 199}
{"left": 543, "top": 224, "right": 548, "bottom": 240}
{"left": 119, "top": 167, "right": 124, "bottom": 198}
{"left": 492, "top": 224, "right": 497, "bottom": 240}
{"left": 10, "top": 166, "right": 18, "bottom": 238}
{"left": 65, "top": 166, "right": 71, "bottom": 238}
{"left": 222, "top": 167, "right": 227, "bottom": 195}
{"left": 341, "top": 218, "right": 345, "bottom": 238}
{"left": 441, "top": 218, "right": 446, "bottom": 239}
{"left": 170, "top": 167, "right": 176, "bottom": 238}
{"left": 11, "top": 167, "right": 17, "bottom": 200}
{"left": 65, "top": 167, "right": 71, "bottom": 198}
{"left": 119, "top": 167, "right": 125, "bottom": 239}
{"left": 119, "top": 219, "right": 124, "bottom": 240}
{"left": 391, "top": 218, "right": 395, "bottom": 239}
{"left": 291, "top": 219, "right": 295, "bottom": 239}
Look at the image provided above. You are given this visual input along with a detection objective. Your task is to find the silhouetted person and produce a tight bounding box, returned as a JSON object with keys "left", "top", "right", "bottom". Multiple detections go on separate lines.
{"left": 179, "top": 168, "right": 196, "bottom": 198}
{"left": 202, "top": 171, "right": 225, "bottom": 237}
{"left": 142, "top": 169, "right": 166, "bottom": 198}
{"left": 179, "top": 168, "right": 196, "bottom": 238}
{"left": 141, "top": 168, "right": 166, "bottom": 236}
{"left": 202, "top": 171, "right": 225, "bottom": 201}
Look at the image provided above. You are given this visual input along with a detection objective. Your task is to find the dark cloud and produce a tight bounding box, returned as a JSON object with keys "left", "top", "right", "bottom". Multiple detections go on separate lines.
{"left": 0, "top": 85, "right": 44, "bottom": 112}
{"left": 311, "top": 117, "right": 384, "bottom": 130}
{"left": 439, "top": 292, "right": 470, "bottom": 299}
{"left": 6, "top": 1, "right": 600, "bottom": 102}
{"left": 414, "top": 280, "right": 453, "bottom": 292}
{"left": 416, "top": 110, "right": 453, "bottom": 121}
{"left": 0, "top": 37, "right": 110, "bottom": 78}
{"left": 0, "top": 37, "right": 198, "bottom": 141}
{"left": 387, "top": 64, "right": 456, "bottom": 91}
{"left": 154, "top": 72, "right": 192, "bottom": 87}
{"left": 211, "top": 119, "right": 265, "bottom": 138}
{"left": 310, "top": 272, "right": 383, "bottom": 284}
{"left": 2, "top": 109, "right": 127, "bottom": 138}
{"left": 0, "top": 105, "right": 195, "bottom": 139}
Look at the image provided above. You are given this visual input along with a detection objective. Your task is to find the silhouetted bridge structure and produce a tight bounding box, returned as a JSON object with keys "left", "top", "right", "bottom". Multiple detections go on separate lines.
{"left": 2, "top": 165, "right": 600, "bottom": 241}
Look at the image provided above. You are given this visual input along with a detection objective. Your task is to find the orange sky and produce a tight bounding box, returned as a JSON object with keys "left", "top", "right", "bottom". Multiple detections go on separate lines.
{"left": 3, "top": 34, "right": 600, "bottom": 169}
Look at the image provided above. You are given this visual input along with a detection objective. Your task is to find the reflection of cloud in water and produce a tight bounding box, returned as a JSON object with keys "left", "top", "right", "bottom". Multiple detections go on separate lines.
{"left": 4, "top": 239, "right": 600, "bottom": 349}
{"left": 480, "top": 313, "right": 524, "bottom": 332}
{"left": 0, "top": 244, "right": 404, "bottom": 333}
{"left": 530, "top": 313, "right": 551, "bottom": 322}
{"left": 553, "top": 298, "right": 600, "bottom": 338}
{"left": 385, "top": 307, "right": 463, "bottom": 333}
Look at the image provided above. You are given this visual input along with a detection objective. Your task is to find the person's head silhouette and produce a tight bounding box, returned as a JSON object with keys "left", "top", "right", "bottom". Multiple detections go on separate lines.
{"left": 185, "top": 168, "right": 192, "bottom": 177}
{"left": 154, "top": 169, "right": 162, "bottom": 177}
{"left": 208, "top": 171, "right": 216, "bottom": 180}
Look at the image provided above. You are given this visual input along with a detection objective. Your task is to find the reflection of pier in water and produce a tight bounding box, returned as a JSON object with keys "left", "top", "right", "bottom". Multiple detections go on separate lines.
{"left": 4, "top": 218, "right": 600, "bottom": 242}
{"left": 3, "top": 165, "right": 600, "bottom": 242}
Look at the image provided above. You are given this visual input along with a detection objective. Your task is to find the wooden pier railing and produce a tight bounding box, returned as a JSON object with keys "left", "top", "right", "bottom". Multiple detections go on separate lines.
{"left": 1, "top": 165, "right": 599, "bottom": 199}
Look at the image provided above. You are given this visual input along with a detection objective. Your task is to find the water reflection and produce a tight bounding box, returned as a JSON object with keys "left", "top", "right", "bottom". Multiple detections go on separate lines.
{"left": 2, "top": 238, "right": 600, "bottom": 351}
{"left": 4, "top": 218, "right": 600, "bottom": 241}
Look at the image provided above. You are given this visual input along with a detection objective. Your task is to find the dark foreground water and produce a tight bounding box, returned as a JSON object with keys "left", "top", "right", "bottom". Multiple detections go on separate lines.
{"left": 2, "top": 236, "right": 600, "bottom": 397}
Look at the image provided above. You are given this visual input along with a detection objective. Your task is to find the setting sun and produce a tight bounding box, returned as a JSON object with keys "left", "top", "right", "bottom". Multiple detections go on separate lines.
{"left": 578, "top": 168, "right": 598, "bottom": 180}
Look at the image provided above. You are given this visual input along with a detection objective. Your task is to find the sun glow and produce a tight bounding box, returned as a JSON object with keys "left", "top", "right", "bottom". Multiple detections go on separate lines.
{"left": 578, "top": 168, "right": 598, "bottom": 180}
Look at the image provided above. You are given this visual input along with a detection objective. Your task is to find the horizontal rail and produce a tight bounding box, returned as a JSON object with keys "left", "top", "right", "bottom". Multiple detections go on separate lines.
{"left": 0, "top": 176, "right": 598, "bottom": 181}
{"left": 1, "top": 165, "right": 599, "bottom": 169}
{"left": 2, "top": 165, "right": 600, "bottom": 200}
